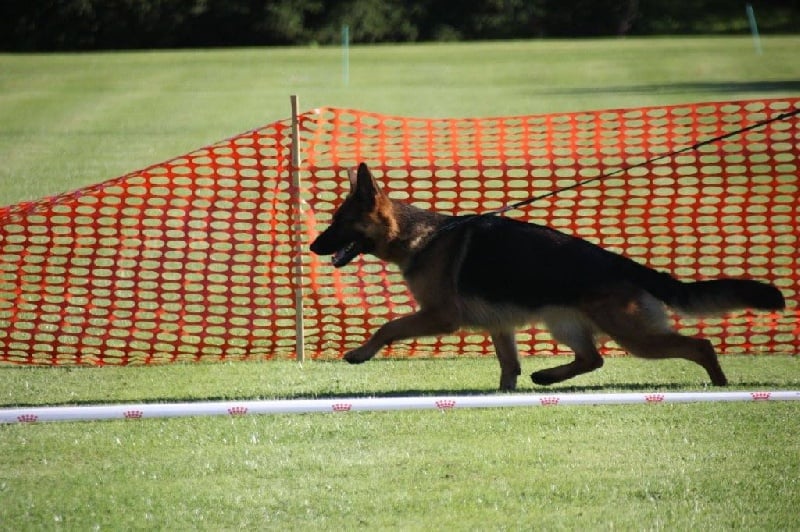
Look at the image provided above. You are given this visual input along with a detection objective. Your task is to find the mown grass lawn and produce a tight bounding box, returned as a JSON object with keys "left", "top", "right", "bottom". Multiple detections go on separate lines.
{"left": 1, "top": 37, "right": 799, "bottom": 529}
{"left": 2, "top": 36, "right": 799, "bottom": 206}
{"left": 3, "top": 403, "right": 799, "bottom": 530}
{"left": 2, "top": 357, "right": 799, "bottom": 529}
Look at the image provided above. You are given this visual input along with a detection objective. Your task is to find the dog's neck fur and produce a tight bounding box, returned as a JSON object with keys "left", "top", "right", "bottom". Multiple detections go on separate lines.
{"left": 372, "top": 199, "right": 452, "bottom": 271}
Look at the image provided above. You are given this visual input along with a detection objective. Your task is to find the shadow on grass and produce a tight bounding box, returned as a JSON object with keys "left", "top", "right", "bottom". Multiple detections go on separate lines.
{"left": 3, "top": 357, "right": 794, "bottom": 408}
{"left": 534, "top": 79, "right": 800, "bottom": 96}
{"left": 533, "top": 381, "right": 788, "bottom": 393}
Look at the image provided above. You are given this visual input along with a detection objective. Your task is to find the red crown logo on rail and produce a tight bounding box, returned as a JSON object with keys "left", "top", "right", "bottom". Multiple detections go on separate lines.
{"left": 539, "top": 397, "right": 560, "bottom": 406}
{"left": 435, "top": 400, "right": 457, "bottom": 410}
{"left": 227, "top": 406, "right": 249, "bottom": 416}
{"left": 750, "top": 392, "right": 771, "bottom": 401}
{"left": 645, "top": 394, "right": 665, "bottom": 403}
{"left": 124, "top": 410, "right": 144, "bottom": 419}
{"left": 332, "top": 403, "right": 352, "bottom": 412}
{"left": 17, "top": 414, "right": 38, "bottom": 423}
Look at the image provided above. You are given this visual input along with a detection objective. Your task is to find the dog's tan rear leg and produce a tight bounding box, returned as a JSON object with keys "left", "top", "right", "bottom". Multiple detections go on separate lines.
{"left": 584, "top": 290, "right": 728, "bottom": 386}
{"left": 612, "top": 333, "right": 727, "bottom": 386}
{"left": 490, "top": 331, "right": 521, "bottom": 391}
{"left": 344, "top": 308, "right": 459, "bottom": 364}
{"left": 530, "top": 310, "right": 603, "bottom": 386}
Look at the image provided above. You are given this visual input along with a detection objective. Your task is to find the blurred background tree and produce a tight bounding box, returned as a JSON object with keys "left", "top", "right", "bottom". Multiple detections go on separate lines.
{"left": 0, "top": 0, "right": 797, "bottom": 51}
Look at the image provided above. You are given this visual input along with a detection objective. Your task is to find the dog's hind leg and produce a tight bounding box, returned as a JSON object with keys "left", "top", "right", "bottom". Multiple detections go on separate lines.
{"left": 490, "top": 331, "right": 522, "bottom": 391}
{"left": 616, "top": 333, "right": 726, "bottom": 386}
{"left": 530, "top": 308, "right": 603, "bottom": 386}
{"left": 584, "top": 290, "right": 728, "bottom": 386}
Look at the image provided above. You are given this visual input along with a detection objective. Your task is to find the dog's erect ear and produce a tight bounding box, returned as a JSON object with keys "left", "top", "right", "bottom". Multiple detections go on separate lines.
{"left": 347, "top": 166, "right": 359, "bottom": 190}
{"left": 348, "top": 162, "right": 383, "bottom": 202}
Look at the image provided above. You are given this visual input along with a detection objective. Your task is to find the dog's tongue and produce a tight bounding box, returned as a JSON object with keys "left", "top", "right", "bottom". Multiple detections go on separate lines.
{"left": 332, "top": 248, "right": 348, "bottom": 266}
{"left": 331, "top": 241, "right": 358, "bottom": 267}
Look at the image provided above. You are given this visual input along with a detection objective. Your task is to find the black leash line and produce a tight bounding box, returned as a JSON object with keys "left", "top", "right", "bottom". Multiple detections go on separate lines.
{"left": 486, "top": 106, "right": 800, "bottom": 216}
{"left": 429, "top": 105, "right": 800, "bottom": 236}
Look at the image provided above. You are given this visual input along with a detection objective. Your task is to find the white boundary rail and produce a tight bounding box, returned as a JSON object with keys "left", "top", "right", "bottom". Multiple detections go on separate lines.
{"left": 2, "top": 391, "right": 798, "bottom": 424}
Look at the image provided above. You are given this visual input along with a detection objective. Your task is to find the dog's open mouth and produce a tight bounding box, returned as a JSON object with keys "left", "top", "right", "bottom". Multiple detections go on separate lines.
{"left": 332, "top": 241, "right": 361, "bottom": 268}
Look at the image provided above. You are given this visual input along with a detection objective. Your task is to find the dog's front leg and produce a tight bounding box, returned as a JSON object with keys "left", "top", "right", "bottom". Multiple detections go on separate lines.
{"left": 344, "top": 308, "right": 459, "bottom": 364}
{"left": 490, "top": 331, "right": 522, "bottom": 391}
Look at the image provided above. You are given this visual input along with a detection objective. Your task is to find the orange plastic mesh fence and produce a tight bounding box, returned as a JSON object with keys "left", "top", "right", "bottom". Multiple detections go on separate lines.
{"left": 1, "top": 98, "right": 798, "bottom": 365}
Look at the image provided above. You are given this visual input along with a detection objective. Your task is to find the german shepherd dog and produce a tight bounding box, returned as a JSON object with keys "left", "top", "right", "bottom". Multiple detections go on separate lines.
{"left": 310, "top": 163, "right": 785, "bottom": 390}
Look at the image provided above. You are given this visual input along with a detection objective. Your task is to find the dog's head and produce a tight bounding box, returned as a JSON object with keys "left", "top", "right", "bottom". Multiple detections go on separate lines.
{"left": 310, "top": 163, "right": 393, "bottom": 268}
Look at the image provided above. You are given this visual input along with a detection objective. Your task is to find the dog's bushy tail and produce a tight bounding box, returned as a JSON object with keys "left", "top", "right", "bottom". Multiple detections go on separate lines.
{"left": 642, "top": 270, "right": 785, "bottom": 316}
{"left": 671, "top": 278, "right": 785, "bottom": 316}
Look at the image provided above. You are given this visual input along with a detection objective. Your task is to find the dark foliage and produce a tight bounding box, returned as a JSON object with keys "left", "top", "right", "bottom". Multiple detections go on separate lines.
{"left": 1, "top": 0, "right": 797, "bottom": 51}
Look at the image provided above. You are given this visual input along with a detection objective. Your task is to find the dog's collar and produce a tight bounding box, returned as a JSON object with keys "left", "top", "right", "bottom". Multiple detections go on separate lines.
{"left": 401, "top": 214, "right": 482, "bottom": 276}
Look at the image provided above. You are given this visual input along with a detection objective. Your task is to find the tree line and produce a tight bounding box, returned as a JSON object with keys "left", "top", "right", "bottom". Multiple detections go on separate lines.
{"left": 1, "top": 0, "right": 798, "bottom": 51}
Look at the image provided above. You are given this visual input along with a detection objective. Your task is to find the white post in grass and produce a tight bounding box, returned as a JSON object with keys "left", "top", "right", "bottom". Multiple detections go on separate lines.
{"left": 342, "top": 24, "right": 350, "bottom": 87}
{"left": 290, "top": 95, "right": 305, "bottom": 362}
{"left": 746, "top": 3, "right": 763, "bottom": 55}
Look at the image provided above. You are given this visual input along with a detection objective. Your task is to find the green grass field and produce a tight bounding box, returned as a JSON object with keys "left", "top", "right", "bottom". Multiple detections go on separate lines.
{"left": 1, "top": 37, "right": 800, "bottom": 530}
{"left": 2, "top": 36, "right": 800, "bottom": 206}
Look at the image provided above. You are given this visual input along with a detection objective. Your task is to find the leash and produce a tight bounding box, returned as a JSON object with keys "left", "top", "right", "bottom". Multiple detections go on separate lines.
{"left": 484, "top": 106, "right": 800, "bottom": 217}
{"left": 428, "top": 105, "right": 800, "bottom": 237}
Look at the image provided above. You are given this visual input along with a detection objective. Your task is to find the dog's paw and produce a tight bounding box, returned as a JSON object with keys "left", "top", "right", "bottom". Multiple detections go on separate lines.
{"left": 530, "top": 370, "right": 559, "bottom": 386}
{"left": 343, "top": 347, "right": 374, "bottom": 364}
{"left": 499, "top": 375, "right": 518, "bottom": 391}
